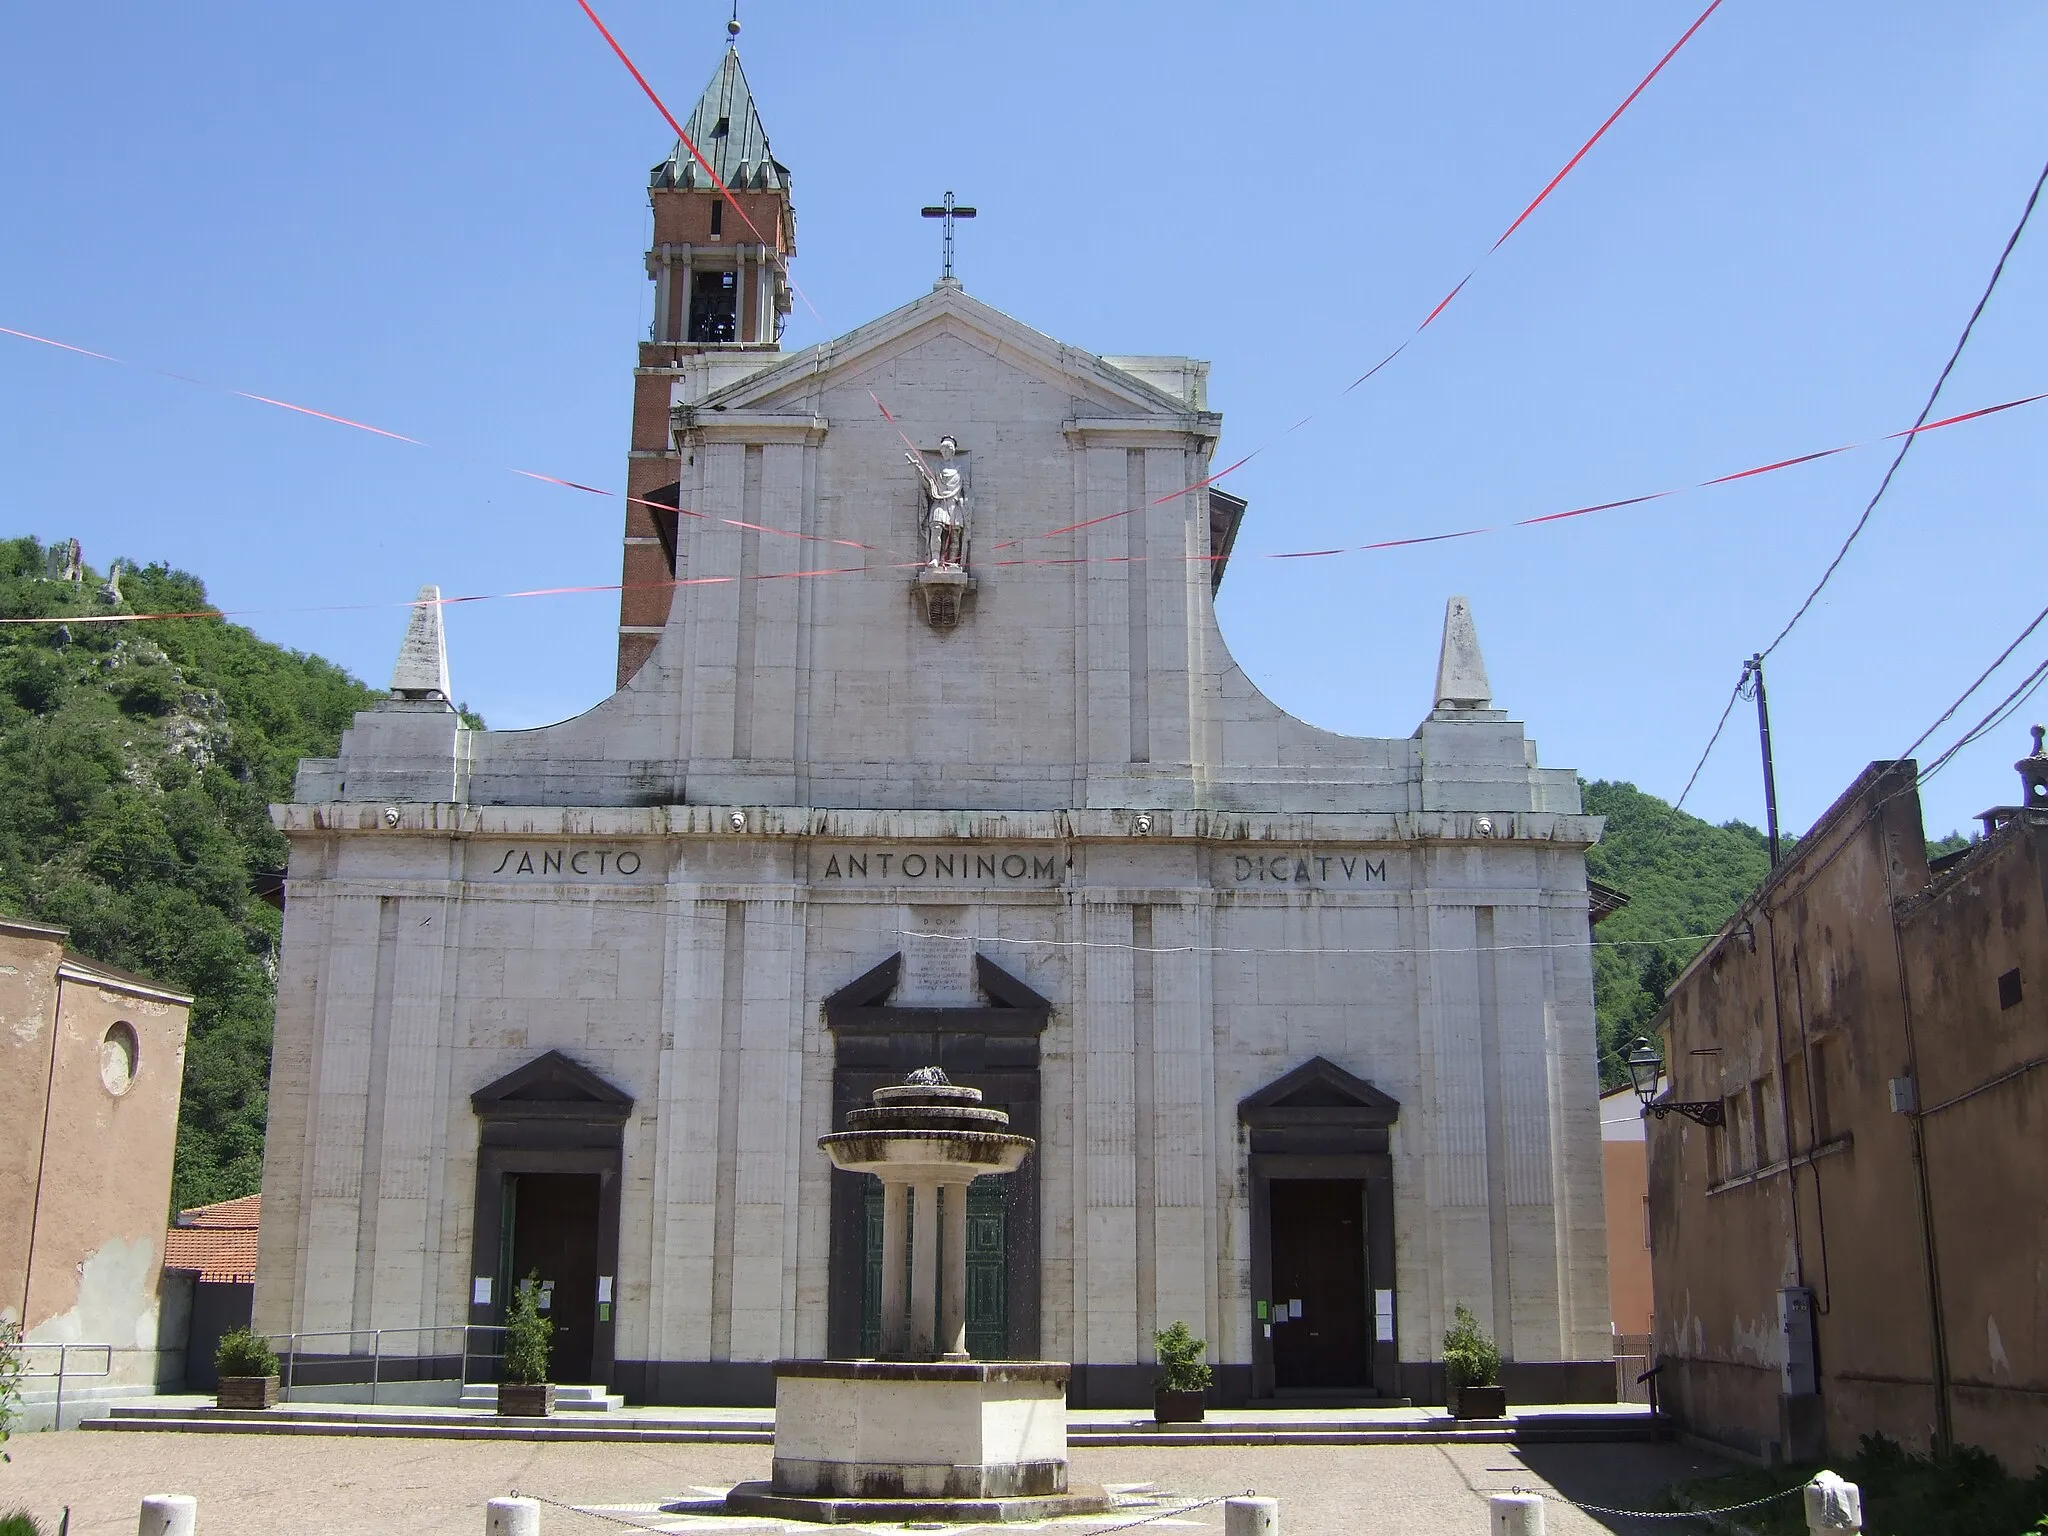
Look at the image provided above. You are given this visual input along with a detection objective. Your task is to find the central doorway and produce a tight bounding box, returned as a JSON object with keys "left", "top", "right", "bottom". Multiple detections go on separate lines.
{"left": 859, "top": 1179, "right": 1011, "bottom": 1357}
{"left": 499, "top": 1171, "right": 600, "bottom": 1383}
{"left": 1267, "top": 1179, "right": 1369, "bottom": 1390}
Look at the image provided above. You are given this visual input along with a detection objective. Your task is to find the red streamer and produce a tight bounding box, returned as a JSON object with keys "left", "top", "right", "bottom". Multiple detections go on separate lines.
{"left": 20, "top": 386, "right": 2037, "bottom": 629}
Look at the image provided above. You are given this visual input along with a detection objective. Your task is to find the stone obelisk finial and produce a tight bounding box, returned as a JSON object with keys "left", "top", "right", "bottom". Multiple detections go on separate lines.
{"left": 1433, "top": 595, "right": 1492, "bottom": 713}
{"left": 388, "top": 585, "right": 452, "bottom": 706}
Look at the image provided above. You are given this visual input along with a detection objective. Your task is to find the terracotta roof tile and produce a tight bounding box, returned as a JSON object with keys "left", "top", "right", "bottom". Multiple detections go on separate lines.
{"left": 163, "top": 1226, "right": 258, "bottom": 1283}
{"left": 176, "top": 1194, "right": 261, "bottom": 1228}
{"left": 166, "top": 1194, "right": 260, "bottom": 1281}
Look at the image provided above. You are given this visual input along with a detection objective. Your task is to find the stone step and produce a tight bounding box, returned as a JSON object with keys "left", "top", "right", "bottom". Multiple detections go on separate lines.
{"left": 1067, "top": 1412, "right": 1664, "bottom": 1446}
{"left": 457, "top": 1383, "right": 624, "bottom": 1412}
{"left": 85, "top": 1413, "right": 771, "bottom": 1444}
{"left": 86, "top": 1401, "right": 1662, "bottom": 1447}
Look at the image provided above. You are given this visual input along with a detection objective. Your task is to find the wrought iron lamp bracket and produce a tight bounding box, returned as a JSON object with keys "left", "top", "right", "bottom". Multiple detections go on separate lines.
{"left": 1645, "top": 1098, "right": 1725, "bottom": 1128}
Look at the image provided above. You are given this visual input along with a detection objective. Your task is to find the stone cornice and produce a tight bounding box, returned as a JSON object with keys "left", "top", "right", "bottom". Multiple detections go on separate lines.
{"left": 1062, "top": 416, "right": 1220, "bottom": 446}
{"left": 681, "top": 412, "right": 829, "bottom": 444}
{"left": 271, "top": 802, "right": 1603, "bottom": 848}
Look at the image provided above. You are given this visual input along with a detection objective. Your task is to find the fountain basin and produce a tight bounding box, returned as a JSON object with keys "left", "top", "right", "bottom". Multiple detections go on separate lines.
{"left": 819, "top": 1128, "right": 1033, "bottom": 1181}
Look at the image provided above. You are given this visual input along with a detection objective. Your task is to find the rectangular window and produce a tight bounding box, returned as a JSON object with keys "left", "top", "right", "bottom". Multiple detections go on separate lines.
{"left": 688, "top": 268, "right": 737, "bottom": 343}
{"left": 1809, "top": 1039, "right": 1834, "bottom": 1144}
{"left": 1726, "top": 1092, "right": 1751, "bottom": 1174}
{"left": 1784, "top": 1055, "right": 1808, "bottom": 1155}
{"left": 710, "top": 199, "right": 724, "bottom": 237}
{"left": 1754, "top": 1075, "right": 1780, "bottom": 1166}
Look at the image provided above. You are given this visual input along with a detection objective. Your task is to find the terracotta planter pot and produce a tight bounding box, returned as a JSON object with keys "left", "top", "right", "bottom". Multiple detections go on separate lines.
{"left": 498, "top": 1382, "right": 557, "bottom": 1417}
{"left": 216, "top": 1374, "right": 279, "bottom": 1410}
{"left": 1153, "top": 1387, "right": 1206, "bottom": 1424}
{"left": 1450, "top": 1384, "right": 1507, "bottom": 1420}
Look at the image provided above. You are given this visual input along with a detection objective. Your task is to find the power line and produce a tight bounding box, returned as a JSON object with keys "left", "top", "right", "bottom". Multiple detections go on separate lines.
{"left": 1673, "top": 153, "right": 2048, "bottom": 812}
{"left": 1675, "top": 677, "right": 1744, "bottom": 812}
{"left": 1900, "top": 599, "right": 2048, "bottom": 760}
{"left": 1761, "top": 153, "right": 2048, "bottom": 659}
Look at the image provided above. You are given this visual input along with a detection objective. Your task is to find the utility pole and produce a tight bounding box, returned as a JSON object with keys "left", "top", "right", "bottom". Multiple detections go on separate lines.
{"left": 1740, "top": 653, "right": 1782, "bottom": 866}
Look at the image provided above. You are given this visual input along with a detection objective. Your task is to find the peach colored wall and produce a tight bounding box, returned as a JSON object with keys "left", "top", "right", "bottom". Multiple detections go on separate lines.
{"left": 1602, "top": 1138, "right": 1652, "bottom": 1336}
{"left": 0, "top": 921, "right": 68, "bottom": 1325}
{"left": 24, "top": 964, "right": 189, "bottom": 1354}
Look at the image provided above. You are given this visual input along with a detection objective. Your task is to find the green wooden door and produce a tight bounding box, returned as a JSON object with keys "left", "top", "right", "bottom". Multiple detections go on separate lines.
{"left": 860, "top": 1180, "right": 1009, "bottom": 1358}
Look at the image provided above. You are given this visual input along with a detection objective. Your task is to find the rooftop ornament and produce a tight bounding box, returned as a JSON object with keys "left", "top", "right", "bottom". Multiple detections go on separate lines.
{"left": 1625, "top": 1036, "right": 1725, "bottom": 1128}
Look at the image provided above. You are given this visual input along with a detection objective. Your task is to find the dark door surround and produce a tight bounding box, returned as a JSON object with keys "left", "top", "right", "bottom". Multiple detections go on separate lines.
{"left": 468, "top": 1050, "right": 632, "bottom": 1387}
{"left": 824, "top": 951, "right": 1050, "bottom": 1361}
{"left": 1239, "top": 1056, "right": 1400, "bottom": 1400}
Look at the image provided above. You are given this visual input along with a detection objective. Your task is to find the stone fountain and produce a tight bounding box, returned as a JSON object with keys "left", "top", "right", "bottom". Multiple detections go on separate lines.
{"left": 724, "top": 1069, "right": 1108, "bottom": 1522}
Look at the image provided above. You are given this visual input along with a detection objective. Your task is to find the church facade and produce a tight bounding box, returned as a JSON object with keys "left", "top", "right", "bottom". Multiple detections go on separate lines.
{"left": 255, "top": 47, "right": 1613, "bottom": 1406}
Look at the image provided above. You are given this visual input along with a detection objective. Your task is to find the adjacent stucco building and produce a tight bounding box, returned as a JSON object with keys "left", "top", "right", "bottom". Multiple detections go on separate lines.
{"left": 0, "top": 916, "right": 194, "bottom": 1423}
{"left": 1648, "top": 738, "right": 2048, "bottom": 1470}
{"left": 1600, "top": 1083, "right": 1653, "bottom": 1341}
{"left": 255, "top": 44, "right": 1614, "bottom": 1407}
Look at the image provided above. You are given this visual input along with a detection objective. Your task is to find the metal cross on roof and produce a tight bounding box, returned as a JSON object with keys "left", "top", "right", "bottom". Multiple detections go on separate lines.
{"left": 920, "top": 190, "right": 977, "bottom": 282}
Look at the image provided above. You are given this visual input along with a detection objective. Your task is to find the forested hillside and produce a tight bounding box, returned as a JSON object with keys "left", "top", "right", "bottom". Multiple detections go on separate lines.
{"left": 0, "top": 538, "right": 378, "bottom": 1208}
{"left": 1581, "top": 782, "right": 1971, "bottom": 1088}
{"left": 1582, "top": 780, "right": 1777, "bottom": 1087}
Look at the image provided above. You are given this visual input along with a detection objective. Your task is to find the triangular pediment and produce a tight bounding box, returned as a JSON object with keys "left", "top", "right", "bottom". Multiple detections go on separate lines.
{"left": 700, "top": 285, "right": 1212, "bottom": 422}
{"left": 1239, "top": 1056, "right": 1400, "bottom": 1126}
{"left": 823, "top": 949, "right": 1051, "bottom": 1027}
{"left": 472, "top": 1049, "right": 633, "bottom": 1121}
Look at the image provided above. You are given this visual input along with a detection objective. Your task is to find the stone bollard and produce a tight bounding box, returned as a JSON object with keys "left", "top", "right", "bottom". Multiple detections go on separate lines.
{"left": 1223, "top": 1496, "right": 1279, "bottom": 1536}
{"left": 1489, "top": 1491, "right": 1545, "bottom": 1535}
{"left": 486, "top": 1497, "right": 541, "bottom": 1536}
{"left": 137, "top": 1494, "right": 197, "bottom": 1536}
{"left": 1804, "top": 1471, "right": 1862, "bottom": 1532}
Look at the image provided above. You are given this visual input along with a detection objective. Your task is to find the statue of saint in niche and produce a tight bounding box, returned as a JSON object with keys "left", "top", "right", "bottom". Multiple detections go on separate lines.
{"left": 906, "top": 435, "right": 968, "bottom": 570}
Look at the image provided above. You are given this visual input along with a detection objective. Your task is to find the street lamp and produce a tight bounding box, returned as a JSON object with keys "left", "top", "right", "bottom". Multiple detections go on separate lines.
{"left": 1625, "top": 1035, "right": 1724, "bottom": 1127}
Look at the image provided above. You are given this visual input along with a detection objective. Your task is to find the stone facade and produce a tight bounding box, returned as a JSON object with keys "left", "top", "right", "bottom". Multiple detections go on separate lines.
{"left": 255, "top": 49, "right": 1611, "bottom": 1408}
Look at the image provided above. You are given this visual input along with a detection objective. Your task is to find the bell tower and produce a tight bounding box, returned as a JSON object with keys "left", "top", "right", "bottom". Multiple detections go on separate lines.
{"left": 616, "top": 40, "right": 797, "bottom": 685}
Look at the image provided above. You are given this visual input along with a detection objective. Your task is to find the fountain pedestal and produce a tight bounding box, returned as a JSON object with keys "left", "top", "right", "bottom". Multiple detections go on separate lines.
{"left": 725, "top": 1073, "right": 1108, "bottom": 1523}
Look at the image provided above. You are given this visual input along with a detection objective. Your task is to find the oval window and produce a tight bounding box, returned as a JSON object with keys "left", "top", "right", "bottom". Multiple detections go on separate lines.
{"left": 101, "top": 1021, "right": 139, "bottom": 1096}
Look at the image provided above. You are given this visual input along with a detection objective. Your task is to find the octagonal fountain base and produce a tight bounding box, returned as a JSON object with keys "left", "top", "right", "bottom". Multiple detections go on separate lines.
{"left": 722, "top": 1360, "right": 1109, "bottom": 1523}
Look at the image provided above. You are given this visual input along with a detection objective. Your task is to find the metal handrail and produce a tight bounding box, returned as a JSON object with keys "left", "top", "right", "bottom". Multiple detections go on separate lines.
{"left": 255, "top": 1324, "right": 508, "bottom": 1404}
{"left": 19, "top": 1342, "right": 114, "bottom": 1430}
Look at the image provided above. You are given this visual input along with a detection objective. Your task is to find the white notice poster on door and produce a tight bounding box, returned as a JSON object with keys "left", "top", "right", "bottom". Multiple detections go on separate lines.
{"left": 1374, "top": 1288, "right": 1394, "bottom": 1342}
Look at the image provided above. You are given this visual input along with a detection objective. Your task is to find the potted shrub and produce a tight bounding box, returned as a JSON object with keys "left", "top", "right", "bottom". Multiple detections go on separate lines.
{"left": 1153, "top": 1321, "right": 1212, "bottom": 1424}
{"left": 215, "top": 1327, "right": 281, "bottom": 1409}
{"left": 497, "top": 1273, "right": 555, "bottom": 1417}
{"left": 1443, "top": 1303, "right": 1505, "bottom": 1419}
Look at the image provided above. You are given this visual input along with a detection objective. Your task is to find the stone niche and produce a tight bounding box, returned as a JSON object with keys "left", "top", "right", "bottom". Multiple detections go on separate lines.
{"left": 770, "top": 1360, "right": 1072, "bottom": 1499}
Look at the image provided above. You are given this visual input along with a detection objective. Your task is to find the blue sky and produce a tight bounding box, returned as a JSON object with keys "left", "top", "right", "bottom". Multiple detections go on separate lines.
{"left": 3, "top": 2, "right": 2044, "bottom": 840}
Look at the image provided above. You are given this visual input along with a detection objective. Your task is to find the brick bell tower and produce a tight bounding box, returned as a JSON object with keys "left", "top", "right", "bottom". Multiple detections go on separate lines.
{"left": 616, "top": 40, "right": 796, "bottom": 685}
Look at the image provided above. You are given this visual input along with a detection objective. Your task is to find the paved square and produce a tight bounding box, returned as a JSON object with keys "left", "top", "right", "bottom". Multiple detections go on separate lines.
{"left": 0, "top": 1431, "right": 1733, "bottom": 1535}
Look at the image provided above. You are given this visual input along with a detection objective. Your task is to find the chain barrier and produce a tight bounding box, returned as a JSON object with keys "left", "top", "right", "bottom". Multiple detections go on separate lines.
{"left": 1512, "top": 1482, "right": 1804, "bottom": 1521}
{"left": 1075, "top": 1488, "right": 1255, "bottom": 1536}
{"left": 509, "top": 1486, "right": 1254, "bottom": 1534}
{"left": 511, "top": 1491, "right": 682, "bottom": 1534}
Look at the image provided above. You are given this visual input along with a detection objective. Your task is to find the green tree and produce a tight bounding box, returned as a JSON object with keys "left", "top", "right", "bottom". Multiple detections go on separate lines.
{"left": 1582, "top": 780, "right": 1775, "bottom": 1090}
{"left": 0, "top": 537, "right": 411, "bottom": 1207}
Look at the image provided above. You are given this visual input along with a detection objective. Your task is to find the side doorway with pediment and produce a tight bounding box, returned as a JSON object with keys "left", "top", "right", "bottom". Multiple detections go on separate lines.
{"left": 467, "top": 1051, "right": 632, "bottom": 1387}
{"left": 1239, "top": 1057, "right": 1400, "bottom": 1401}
